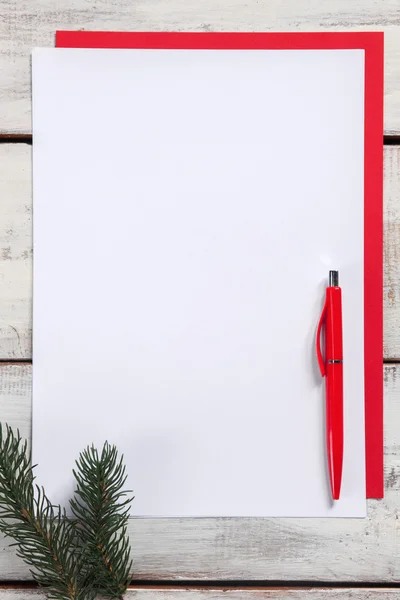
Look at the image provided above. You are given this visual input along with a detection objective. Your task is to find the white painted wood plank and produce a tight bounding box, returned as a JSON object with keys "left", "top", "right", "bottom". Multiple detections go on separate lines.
{"left": 0, "top": 363, "right": 399, "bottom": 582}
{"left": 0, "top": 144, "right": 31, "bottom": 359}
{"left": 0, "top": 588, "right": 399, "bottom": 600}
{"left": 384, "top": 146, "right": 400, "bottom": 358}
{"left": 0, "top": 0, "right": 399, "bottom": 134}
{"left": 0, "top": 144, "right": 398, "bottom": 359}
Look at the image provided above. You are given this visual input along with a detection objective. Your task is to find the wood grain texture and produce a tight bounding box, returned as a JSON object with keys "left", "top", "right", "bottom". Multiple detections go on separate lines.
{"left": 0, "top": 143, "right": 398, "bottom": 359}
{"left": 0, "top": 363, "right": 399, "bottom": 582}
{"left": 0, "top": 0, "right": 399, "bottom": 134}
{"left": 0, "top": 144, "right": 31, "bottom": 359}
{"left": 384, "top": 146, "right": 400, "bottom": 358}
{"left": 0, "top": 589, "right": 399, "bottom": 600}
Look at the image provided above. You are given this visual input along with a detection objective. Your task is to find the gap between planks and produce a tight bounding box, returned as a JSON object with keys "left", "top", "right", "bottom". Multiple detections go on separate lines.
{"left": 1, "top": 359, "right": 399, "bottom": 365}
{"left": 0, "top": 135, "right": 400, "bottom": 146}
{"left": 0, "top": 582, "right": 400, "bottom": 590}
{"left": 0, "top": 135, "right": 32, "bottom": 144}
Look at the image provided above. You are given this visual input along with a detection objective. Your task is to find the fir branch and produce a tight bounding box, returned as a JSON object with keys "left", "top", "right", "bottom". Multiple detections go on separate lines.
{"left": 0, "top": 424, "right": 94, "bottom": 600}
{"left": 70, "top": 443, "right": 133, "bottom": 598}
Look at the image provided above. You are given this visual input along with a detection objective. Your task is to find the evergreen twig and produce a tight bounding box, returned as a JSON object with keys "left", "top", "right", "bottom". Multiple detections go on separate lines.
{"left": 0, "top": 424, "right": 94, "bottom": 600}
{"left": 70, "top": 443, "right": 133, "bottom": 598}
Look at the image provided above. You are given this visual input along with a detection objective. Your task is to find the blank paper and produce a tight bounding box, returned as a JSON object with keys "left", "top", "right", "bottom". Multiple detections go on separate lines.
{"left": 32, "top": 47, "right": 366, "bottom": 517}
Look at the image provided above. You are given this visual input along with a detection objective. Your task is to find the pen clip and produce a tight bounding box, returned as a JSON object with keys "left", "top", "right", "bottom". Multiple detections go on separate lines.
{"left": 316, "top": 296, "right": 328, "bottom": 377}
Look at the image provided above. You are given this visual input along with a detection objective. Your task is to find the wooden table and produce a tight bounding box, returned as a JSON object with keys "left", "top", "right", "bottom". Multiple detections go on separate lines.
{"left": 1, "top": 1, "right": 399, "bottom": 598}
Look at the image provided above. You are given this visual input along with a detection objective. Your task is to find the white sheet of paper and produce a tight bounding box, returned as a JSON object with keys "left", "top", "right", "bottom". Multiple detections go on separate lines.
{"left": 32, "top": 47, "right": 366, "bottom": 517}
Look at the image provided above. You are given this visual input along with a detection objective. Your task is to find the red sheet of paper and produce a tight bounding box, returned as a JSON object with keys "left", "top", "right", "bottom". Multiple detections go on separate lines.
{"left": 56, "top": 31, "right": 384, "bottom": 498}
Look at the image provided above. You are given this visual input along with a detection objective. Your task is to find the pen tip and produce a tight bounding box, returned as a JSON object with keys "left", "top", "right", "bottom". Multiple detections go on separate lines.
{"left": 332, "top": 481, "right": 341, "bottom": 500}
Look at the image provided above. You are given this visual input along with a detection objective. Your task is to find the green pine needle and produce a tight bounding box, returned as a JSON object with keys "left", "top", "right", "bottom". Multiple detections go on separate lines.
{"left": 0, "top": 425, "right": 134, "bottom": 600}
{"left": 70, "top": 443, "right": 134, "bottom": 598}
{"left": 0, "top": 424, "right": 94, "bottom": 600}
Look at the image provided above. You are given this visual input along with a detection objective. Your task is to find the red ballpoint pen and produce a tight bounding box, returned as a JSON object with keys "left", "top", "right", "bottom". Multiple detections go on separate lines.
{"left": 316, "top": 270, "right": 343, "bottom": 500}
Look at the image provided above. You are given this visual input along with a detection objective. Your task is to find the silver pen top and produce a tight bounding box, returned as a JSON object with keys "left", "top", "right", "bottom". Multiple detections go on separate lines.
{"left": 329, "top": 270, "right": 339, "bottom": 286}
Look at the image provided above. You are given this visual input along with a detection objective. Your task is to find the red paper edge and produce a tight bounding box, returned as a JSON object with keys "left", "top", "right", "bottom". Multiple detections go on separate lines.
{"left": 55, "top": 30, "right": 384, "bottom": 498}
{"left": 363, "top": 33, "right": 384, "bottom": 499}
